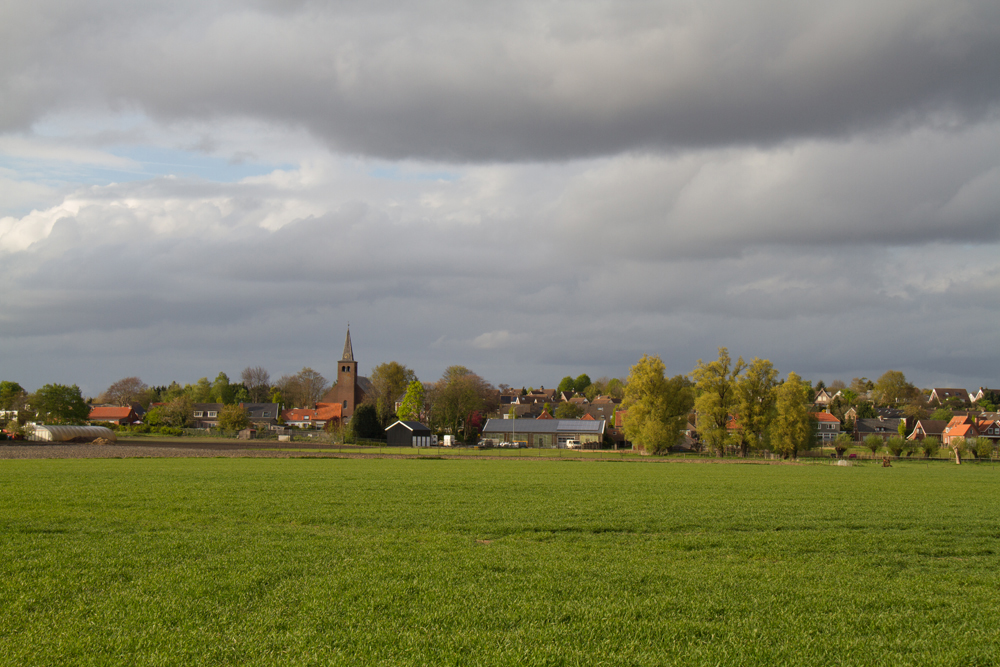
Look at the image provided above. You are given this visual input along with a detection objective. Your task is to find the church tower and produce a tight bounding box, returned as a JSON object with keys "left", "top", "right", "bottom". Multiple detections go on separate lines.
{"left": 337, "top": 328, "right": 358, "bottom": 416}
{"left": 322, "top": 326, "right": 368, "bottom": 419}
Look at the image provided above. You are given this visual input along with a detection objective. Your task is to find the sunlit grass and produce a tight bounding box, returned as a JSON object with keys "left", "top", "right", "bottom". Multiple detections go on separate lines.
{"left": 1, "top": 458, "right": 998, "bottom": 665}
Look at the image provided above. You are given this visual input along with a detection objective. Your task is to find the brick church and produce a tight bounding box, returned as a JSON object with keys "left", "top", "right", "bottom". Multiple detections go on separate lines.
{"left": 321, "top": 328, "right": 371, "bottom": 419}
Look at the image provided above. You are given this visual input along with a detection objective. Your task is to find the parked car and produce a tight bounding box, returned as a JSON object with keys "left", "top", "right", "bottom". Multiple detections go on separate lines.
{"left": 566, "top": 440, "right": 582, "bottom": 449}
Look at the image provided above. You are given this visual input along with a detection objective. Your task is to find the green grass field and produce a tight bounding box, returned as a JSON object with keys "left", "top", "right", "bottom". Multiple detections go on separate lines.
{"left": 2, "top": 458, "right": 998, "bottom": 666}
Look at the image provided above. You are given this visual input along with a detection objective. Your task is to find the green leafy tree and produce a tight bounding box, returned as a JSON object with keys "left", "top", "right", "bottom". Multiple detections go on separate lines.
{"left": 31, "top": 384, "right": 90, "bottom": 424}
{"left": 771, "top": 372, "right": 813, "bottom": 459}
{"left": 864, "top": 435, "right": 883, "bottom": 458}
{"left": 734, "top": 357, "right": 778, "bottom": 457}
{"left": 162, "top": 381, "right": 185, "bottom": 401}
{"left": 573, "top": 374, "right": 592, "bottom": 394}
{"left": 557, "top": 376, "right": 575, "bottom": 393}
{"left": 554, "top": 401, "right": 585, "bottom": 419}
{"left": 873, "top": 370, "right": 916, "bottom": 407}
{"left": 605, "top": 378, "right": 625, "bottom": 399}
{"left": 692, "top": 347, "right": 746, "bottom": 458}
{"left": 211, "top": 372, "right": 236, "bottom": 404}
{"left": 162, "top": 396, "right": 193, "bottom": 428}
{"left": 622, "top": 354, "right": 694, "bottom": 455}
{"left": 0, "top": 381, "right": 27, "bottom": 411}
{"left": 351, "top": 403, "right": 383, "bottom": 440}
{"left": 930, "top": 407, "right": 953, "bottom": 422}
{"left": 369, "top": 361, "right": 417, "bottom": 427}
{"left": 187, "top": 377, "right": 213, "bottom": 403}
{"left": 144, "top": 407, "right": 165, "bottom": 427}
{"left": 886, "top": 436, "right": 906, "bottom": 457}
{"left": 218, "top": 404, "right": 250, "bottom": 431}
{"left": 855, "top": 402, "right": 877, "bottom": 419}
{"left": 396, "top": 380, "right": 426, "bottom": 422}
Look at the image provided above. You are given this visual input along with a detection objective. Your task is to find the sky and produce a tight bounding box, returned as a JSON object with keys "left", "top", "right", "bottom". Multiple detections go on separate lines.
{"left": 2, "top": 0, "right": 999, "bottom": 396}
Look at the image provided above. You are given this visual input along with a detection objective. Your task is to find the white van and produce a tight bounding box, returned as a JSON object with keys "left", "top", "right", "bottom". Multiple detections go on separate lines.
{"left": 566, "top": 440, "right": 582, "bottom": 449}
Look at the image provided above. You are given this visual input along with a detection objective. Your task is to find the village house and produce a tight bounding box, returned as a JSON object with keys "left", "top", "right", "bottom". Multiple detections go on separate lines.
{"left": 88, "top": 405, "right": 140, "bottom": 426}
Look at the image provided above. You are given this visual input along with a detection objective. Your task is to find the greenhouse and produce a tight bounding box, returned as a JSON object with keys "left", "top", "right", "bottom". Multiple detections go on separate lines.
{"left": 27, "top": 425, "right": 116, "bottom": 443}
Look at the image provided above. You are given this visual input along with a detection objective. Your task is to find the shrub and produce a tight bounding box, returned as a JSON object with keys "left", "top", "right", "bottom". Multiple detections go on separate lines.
{"left": 833, "top": 433, "right": 852, "bottom": 458}
{"left": 886, "top": 436, "right": 906, "bottom": 457}
{"left": 922, "top": 436, "right": 940, "bottom": 458}
{"left": 864, "top": 435, "right": 883, "bottom": 457}
{"left": 975, "top": 437, "right": 994, "bottom": 460}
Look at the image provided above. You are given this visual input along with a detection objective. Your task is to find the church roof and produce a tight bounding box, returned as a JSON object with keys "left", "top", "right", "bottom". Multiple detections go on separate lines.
{"left": 342, "top": 328, "right": 354, "bottom": 361}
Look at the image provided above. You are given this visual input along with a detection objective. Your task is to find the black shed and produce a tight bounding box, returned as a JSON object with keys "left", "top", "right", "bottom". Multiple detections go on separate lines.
{"left": 385, "top": 420, "right": 433, "bottom": 447}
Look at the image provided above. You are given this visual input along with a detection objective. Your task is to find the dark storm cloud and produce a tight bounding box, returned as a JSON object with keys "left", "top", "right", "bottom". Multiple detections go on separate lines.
{"left": 2, "top": 0, "right": 999, "bottom": 160}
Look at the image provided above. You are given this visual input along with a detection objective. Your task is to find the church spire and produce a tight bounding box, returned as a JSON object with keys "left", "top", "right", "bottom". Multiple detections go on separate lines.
{"left": 341, "top": 327, "right": 354, "bottom": 362}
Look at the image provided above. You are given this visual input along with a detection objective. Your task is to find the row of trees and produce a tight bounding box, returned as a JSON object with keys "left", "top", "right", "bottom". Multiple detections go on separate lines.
{"left": 623, "top": 348, "right": 816, "bottom": 458}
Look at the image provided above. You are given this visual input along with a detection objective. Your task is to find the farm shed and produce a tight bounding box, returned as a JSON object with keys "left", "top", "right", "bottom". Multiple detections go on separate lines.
{"left": 28, "top": 425, "right": 117, "bottom": 443}
{"left": 481, "top": 418, "right": 606, "bottom": 448}
{"left": 385, "top": 421, "right": 434, "bottom": 447}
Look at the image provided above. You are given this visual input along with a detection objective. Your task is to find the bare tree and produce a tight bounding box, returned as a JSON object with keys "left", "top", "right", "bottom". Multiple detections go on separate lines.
{"left": 102, "top": 377, "right": 149, "bottom": 406}
{"left": 275, "top": 368, "right": 329, "bottom": 408}
{"left": 241, "top": 366, "right": 271, "bottom": 403}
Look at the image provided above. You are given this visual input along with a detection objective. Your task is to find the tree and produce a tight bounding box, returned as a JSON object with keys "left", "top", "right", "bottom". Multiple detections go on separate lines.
{"left": 864, "top": 435, "right": 882, "bottom": 458}
{"left": 733, "top": 357, "right": 778, "bottom": 457}
{"left": 351, "top": 403, "right": 383, "bottom": 440}
{"left": 186, "top": 377, "right": 213, "bottom": 403}
{"left": 218, "top": 404, "right": 250, "bottom": 431}
{"left": 605, "top": 378, "right": 625, "bottom": 399}
{"left": 276, "top": 368, "right": 329, "bottom": 408}
{"left": 554, "top": 401, "right": 584, "bottom": 419}
{"left": 396, "top": 380, "right": 426, "bottom": 422}
{"left": 833, "top": 433, "right": 852, "bottom": 458}
{"left": 886, "top": 436, "right": 906, "bottom": 457}
{"left": 850, "top": 377, "right": 874, "bottom": 395}
{"left": 855, "top": 402, "right": 877, "bottom": 419}
{"left": 771, "top": 372, "right": 813, "bottom": 459}
{"left": 0, "top": 381, "right": 27, "bottom": 410}
{"left": 573, "top": 374, "right": 592, "bottom": 394}
{"left": 948, "top": 437, "right": 965, "bottom": 465}
{"left": 429, "top": 366, "right": 496, "bottom": 443}
{"left": 368, "top": 361, "right": 417, "bottom": 427}
{"left": 161, "top": 396, "right": 193, "bottom": 428}
{"left": 622, "top": 354, "right": 694, "bottom": 455}
{"left": 975, "top": 437, "right": 994, "bottom": 460}
{"left": 31, "top": 384, "right": 90, "bottom": 424}
{"left": 873, "top": 370, "right": 916, "bottom": 407}
{"left": 240, "top": 366, "right": 271, "bottom": 403}
{"left": 691, "top": 347, "right": 746, "bottom": 458}
{"left": 903, "top": 392, "right": 930, "bottom": 422}
{"left": 922, "top": 436, "right": 940, "bottom": 459}
{"left": 99, "top": 376, "right": 148, "bottom": 406}
{"left": 930, "top": 407, "right": 953, "bottom": 422}
{"left": 557, "top": 376, "right": 575, "bottom": 393}
{"left": 211, "top": 372, "right": 236, "bottom": 405}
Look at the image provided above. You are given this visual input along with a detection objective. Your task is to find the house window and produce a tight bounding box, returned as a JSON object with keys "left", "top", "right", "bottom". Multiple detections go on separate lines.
{"left": 304, "top": 415, "right": 310, "bottom": 420}
{"left": 343, "top": 400, "right": 348, "bottom": 409}
{"left": 262, "top": 412, "right": 269, "bottom": 417}
{"left": 208, "top": 411, "right": 217, "bottom": 418}
{"left": 193, "top": 411, "right": 204, "bottom": 417}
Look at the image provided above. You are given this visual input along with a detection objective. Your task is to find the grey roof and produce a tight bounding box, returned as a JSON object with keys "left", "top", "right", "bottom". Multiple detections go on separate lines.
{"left": 386, "top": 420, "right": 430, "bottom": 432}
{"left": 855, "top": 418, "right": 902, "bottom": 434}
{"left": 242, "top": 403, "right": 280, "bottom": 419}
{"left": 482, "top": 418, "right": 605, "bottom": 434}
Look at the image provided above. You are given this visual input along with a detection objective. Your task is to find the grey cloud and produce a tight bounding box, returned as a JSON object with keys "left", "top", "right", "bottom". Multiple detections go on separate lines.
{"left": 3, "top": 1, "right": 999, "bottom": 160}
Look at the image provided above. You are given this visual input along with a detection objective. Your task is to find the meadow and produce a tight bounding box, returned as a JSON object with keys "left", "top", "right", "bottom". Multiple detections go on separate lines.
{"left": 1, "top": 457, "right": 998, "bottom": 666}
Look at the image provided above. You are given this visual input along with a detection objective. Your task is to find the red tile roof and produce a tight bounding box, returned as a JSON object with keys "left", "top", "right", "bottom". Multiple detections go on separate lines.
{"left": 89, "top": 406, "right": 134, "bottom": 420}
{"left": 811, "top": 412, "right": 840, "bottom": 423}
